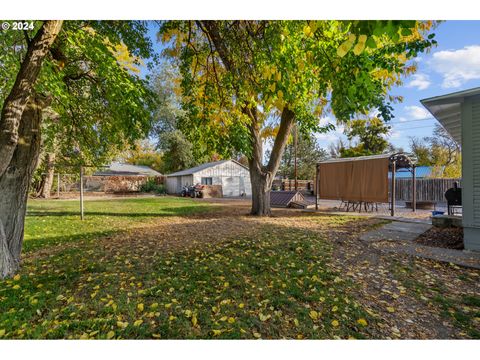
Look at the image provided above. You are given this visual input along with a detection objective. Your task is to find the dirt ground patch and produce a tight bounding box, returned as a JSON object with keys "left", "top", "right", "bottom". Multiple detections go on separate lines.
{"left": 415, "top": 227, "right": 464, "bottom": 250}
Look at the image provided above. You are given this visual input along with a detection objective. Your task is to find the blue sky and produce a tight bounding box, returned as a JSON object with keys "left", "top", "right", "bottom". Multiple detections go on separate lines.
{"left": 316, "top": 21, "right": 480, "bottom": 151}
{"left": 144, "top": 21, "right": 480, "bottom": 152}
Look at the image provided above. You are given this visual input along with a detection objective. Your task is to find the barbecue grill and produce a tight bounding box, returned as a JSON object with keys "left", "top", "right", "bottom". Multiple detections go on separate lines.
{"left": 444, "top": 182, "right": 462, "bottom": 215}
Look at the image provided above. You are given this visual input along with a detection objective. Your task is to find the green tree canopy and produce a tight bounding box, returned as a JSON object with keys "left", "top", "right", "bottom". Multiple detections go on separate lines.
{"left": 0, "top": 20, "right": 158, "bottom": 277}
{"left": 270, "top": 133, "right": 328, "bottom": 180}
{"left": 340, "top": 117, "right": 391, "bottom": 157}
{"left": 409, "top": 123, "right": 461, "bottom": 178}
{"left": 159, "top": 20, "right": 437, "bottom": 215}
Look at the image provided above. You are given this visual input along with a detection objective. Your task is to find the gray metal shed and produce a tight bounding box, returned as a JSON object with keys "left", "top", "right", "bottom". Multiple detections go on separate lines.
{"left": 421, "top": 87, "right": 480, "bottom": 250}
{"left": 166, "top": 159, "right": 251, "bottom": 197}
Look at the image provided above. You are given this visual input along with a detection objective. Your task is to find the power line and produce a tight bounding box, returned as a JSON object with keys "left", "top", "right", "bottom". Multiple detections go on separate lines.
{"left": 391, "top": 124, "right": 436, "bottom": 130}
{"left": 389, "top": 117, "right": 436, "bottom": 124}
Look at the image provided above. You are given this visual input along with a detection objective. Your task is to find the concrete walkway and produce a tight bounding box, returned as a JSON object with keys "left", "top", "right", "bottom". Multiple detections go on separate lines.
{"left": 360, "top": 221, "right": 432, "bottom": 242}
{"left": 360, "top": 220, "right": 480, "bottom": 269}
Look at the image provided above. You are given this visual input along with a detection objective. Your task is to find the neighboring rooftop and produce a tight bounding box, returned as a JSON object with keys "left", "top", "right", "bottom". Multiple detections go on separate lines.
{"left": 93, "top": 162, "right": 162, "bottom": 177}
{"left": 167, "top": 160, "right": 249, "bottom": 177}
{"left": 390, "top": 166, "right": 436, "bottom": 179}
{"left": 270, "top": 190, "right": 308, "bottom": 208}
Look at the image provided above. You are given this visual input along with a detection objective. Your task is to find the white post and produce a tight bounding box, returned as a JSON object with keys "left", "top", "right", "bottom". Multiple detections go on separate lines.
{"left": 80, "top": 166, "right": 84, "bottom": 220}
{"left": 57, "top": 173, "right": 60, "bottom": 198}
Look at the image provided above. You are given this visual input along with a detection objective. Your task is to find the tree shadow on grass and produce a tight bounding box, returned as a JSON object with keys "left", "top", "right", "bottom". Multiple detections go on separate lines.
{"left": 26, "top": 205, "right": 215, "bottom": 218}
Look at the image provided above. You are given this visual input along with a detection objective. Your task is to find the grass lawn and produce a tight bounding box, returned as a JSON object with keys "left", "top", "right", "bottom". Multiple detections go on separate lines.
{"left": 0, "top": 196, "right": 479, "bottom": 339}
{"left": 23, "top": 197, "right": 214, "bottom": 252}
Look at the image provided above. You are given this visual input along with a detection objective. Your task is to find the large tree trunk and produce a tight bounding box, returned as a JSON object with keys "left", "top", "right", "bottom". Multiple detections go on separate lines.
{"left": 0, "top": 97, "right": 44, "bottom": 278}
{"left": 249, "top": 163, "right": 273, "bottom": 216}
{"left": 0, "top": 21, "right": 62, "bottom": 278}
{"left": 248, "top": 107, "right": 295, "bottom": 216}
{"left": 38, "top": 152, "right": 56, "bottom": 198}
{"left": 0, "top": 20, "right": 63, "bottom": 178}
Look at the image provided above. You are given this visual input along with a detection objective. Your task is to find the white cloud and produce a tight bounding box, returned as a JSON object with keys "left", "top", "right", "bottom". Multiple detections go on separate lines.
{"left": 430, "top": 45, "right": 480, "bottom": 88}
{"left": 406, "top": 73, "right": 431, "bottom": 90}
{"left": 316, "top": 116, "right": 345, "bottom": 143}
{"left": 404, "top": 105, "right": 431, "bottom": 120}
{"left": 315, "top": 133, "right": 340, "bottom": 143}
{"left": 389, "top": 130, "right": 402, "bottom": 139}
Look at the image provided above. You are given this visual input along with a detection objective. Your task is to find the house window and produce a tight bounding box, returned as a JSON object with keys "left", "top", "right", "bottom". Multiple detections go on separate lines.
{"left": 201, "top": 177, "right": 213, "bottom": 185}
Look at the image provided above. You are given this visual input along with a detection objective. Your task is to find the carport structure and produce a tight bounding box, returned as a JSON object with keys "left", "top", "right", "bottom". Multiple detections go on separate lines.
{"left": 315, "top": 153, "right": 417, "bottom": 216}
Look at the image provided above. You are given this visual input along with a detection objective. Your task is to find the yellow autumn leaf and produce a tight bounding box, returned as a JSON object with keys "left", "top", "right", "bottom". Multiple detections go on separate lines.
{"left": 12, "top": 285, "right": 20, "bottom": 290}
{"left": 168, "top": 315, "right": 176, "bottom": 321}
{"left": 212, "top": 329, "right": 222, "bottom": 336}
{"left": 386, "top": 307, "right": 395, "bottom": 313}
{"left": 337, "top": 35, "right": 356, "bottom": 57}
{"left": 357, "top": 318, "right": 368, "bottom": 326}
{"left": 332, "top": 305, "right": 338, "bottom": 312}
{"left": 309, "top": 310, "right": 319, "bottom": 320}
{"left": 263, "top": 67, "right": 270, "bottom": 79}
{"left": 277, "top": 90, "right": 283, "bottom": 99}
{"left": 117, "top": 321, "right": 128, "bottom": 329}
{"left": 293, "top": 318, "right": 299, "bottom": 327}
{"left": 303, "top": 25, "right": 312, "bottom": 37}
{"left": 184, "top": 309, "right": 192, "bottom": 318}
{"left": 13, "top": 274, "right": 21, "bottom": 281}
{"left": 353, "top": 41, "right": 366, "bottom": 55}
{"left": 133, "top": 319, "right": 143, "bottom": 327}
{"left": 331, "top": 320, "right": 339, "bottom": 327}
{"left": 228, "top": 317, "right": 235, "bottom": 324}
{"left": 192, "top": 315, "right": 198, "bottom": 327}
{"left": 0, "top": 329, "right": 5, "bottom": 337}
{"left": 253, "top": 332, "right": 261, "bottom": 339}
{"left": 238, "top": 303, "right": 245, "bottom": 309}
{"left": 358, "top": 34, "right": 367, "bottom": 44}
{"left": 259, "top": 313, "right": 271, "bottom": 322}
{"left": 137, "top": 303, "right": 144, "bottom": 312}
{"left": 150, "top": 303, "right": 159, "bottom": 309}
{"left": 107, "top": 331, "right": 115, "bottom": 339}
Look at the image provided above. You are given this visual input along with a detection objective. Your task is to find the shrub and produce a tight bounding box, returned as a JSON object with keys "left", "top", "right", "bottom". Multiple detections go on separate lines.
{"left": 140, "top": 179, "right": 166, "bottom": 194}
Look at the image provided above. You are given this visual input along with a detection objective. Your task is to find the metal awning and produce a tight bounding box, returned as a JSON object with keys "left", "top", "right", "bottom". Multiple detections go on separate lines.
{"left": 421, "top": 87, "right": 480, "bottom": 145}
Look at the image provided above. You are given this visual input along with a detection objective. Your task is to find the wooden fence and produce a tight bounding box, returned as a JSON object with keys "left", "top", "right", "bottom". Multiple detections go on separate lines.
{"left": 273, "top": 177, "right": 462, "bottom": 202}
{"left": 272, "top": 179, "right": 315, "bottom": 194}
{"left": 394, "top": 178, "right": 461, "bottom": 202}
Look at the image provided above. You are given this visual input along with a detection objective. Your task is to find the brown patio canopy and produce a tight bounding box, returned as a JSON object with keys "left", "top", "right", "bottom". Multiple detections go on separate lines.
{"left": 316, "top": 153, "right": 416, "bottom": 216}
